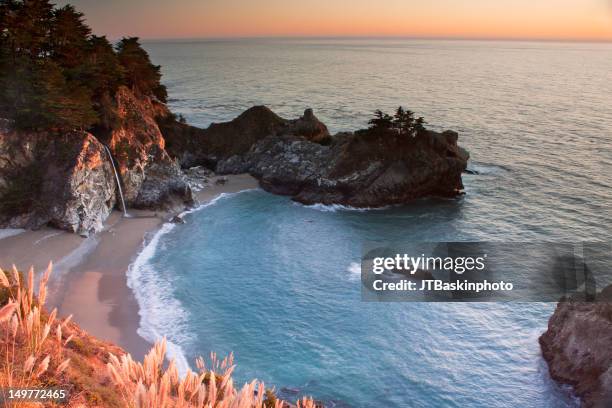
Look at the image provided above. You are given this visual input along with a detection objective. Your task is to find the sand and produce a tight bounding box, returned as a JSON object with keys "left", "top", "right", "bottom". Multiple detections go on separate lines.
{"left": 0, "top": 174, "right": 259, "bottom": 361}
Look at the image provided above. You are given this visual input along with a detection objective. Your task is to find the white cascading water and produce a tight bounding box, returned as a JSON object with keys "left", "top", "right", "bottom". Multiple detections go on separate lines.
{"left": 103, "top": 144, "right": 128, "bottom": 217}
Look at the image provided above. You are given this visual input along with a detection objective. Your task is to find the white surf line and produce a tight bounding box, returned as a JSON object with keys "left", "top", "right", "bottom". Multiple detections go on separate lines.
{"left": 127, "top": 187, "right": 258, "bottom": 376}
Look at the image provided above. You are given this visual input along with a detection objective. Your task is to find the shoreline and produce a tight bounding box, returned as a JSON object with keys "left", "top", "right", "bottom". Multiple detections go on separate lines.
{"left": 0, "top": 173, "right": 259, "bottom": 361}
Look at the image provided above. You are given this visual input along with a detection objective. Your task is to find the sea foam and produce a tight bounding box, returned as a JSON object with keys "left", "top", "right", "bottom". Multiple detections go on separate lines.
{"left": 301, "top": 202, "right": 389, "bottom": 212}
{"left": 127, "top": 189, "right": 257, "bottom": 375}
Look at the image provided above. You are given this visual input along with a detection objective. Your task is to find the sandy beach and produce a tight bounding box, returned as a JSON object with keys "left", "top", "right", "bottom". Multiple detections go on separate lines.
{"left": 0, "top": 173, "right": 259, "bottom": 361}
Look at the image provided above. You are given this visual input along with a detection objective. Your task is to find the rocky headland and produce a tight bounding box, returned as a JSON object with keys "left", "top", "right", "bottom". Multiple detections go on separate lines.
{"left": 539, "top": 288, "right": 612, "bottom": 407}
{"left": 0, "top": 85, "right": 193, "bottom": 235}
{"left": 1, "top": 94, "right": 470, "bottom": 234}
{"left": 161, "top": 106, "right": 470, "bottom": 207}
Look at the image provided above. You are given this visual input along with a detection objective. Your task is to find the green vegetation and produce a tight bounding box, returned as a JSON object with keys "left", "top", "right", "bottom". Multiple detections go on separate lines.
{"left": 0, "top": 0, "right": 167, "bottom": 131}
{"left": 0, "top": 161, "right": 44, "bottom": 217}
{"left": 366, "top": 106, "right": 427, "bottom": 138}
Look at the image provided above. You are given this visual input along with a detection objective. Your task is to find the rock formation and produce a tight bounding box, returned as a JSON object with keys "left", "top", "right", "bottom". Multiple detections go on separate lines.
{"left": 539, "top": 289, "right": 612, "bottom": 407}
{"left": 105, "top": 86, "right": 193, "bottom": 209}
{"left": 162, "top": 107, "right": 469, "bottom": 207}
{"left": 0, "top": 122, "right": 116, "bottom": 234}
{"left": 0, "top": 87, "right": 194, "bottom": 234}
{"left": 1, "top": 99, "right": 468, "bottom": 233}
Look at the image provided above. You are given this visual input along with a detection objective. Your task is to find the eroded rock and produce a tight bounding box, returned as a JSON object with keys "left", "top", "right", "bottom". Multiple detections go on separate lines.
{"left": 539, "top": 291, "right": 612, "bottom": 407}
{"left": 0, "top": 126, "right": 116, "bottom": 234}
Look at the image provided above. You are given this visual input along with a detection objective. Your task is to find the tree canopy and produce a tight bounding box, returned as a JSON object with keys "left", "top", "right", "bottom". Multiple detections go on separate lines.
{"left": 0, "top": 0, "right": 167, "bottom": 131}
{"left": 367, "top": 106, "right": 427, "bottom": 138}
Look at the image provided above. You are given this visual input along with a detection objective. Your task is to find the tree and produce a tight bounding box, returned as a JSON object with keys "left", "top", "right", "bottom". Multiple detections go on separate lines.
{"left": 116, "top": 37, "right": 167, "bottom": 102}
{"left": 50, "top": 5, "right": 91, "bottom": 73}
{"left": 0, "top": 1, "right": 107, "bottom": 130}
{"left": 414, "top": 116, "right": 427, "bottom": 137}
{"left": 0, "top": 0, "right": 54, "bottom": 62}
{"left": 368, "top": 109, "right": 393, "bottom": 131}
{"left": 393, "top": 106, "right": 415, "bottom": 137}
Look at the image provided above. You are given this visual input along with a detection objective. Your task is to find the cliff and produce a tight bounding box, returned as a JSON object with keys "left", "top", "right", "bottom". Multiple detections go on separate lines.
{"left": 539, "top": 288, "right": 612, "bottom": 407}
{"left": 0, "top": 87, "right": 193, "bottom": 235}
{"left": 0, "top": 121, "right": 116, "bottom": 234}
{"left": 162, "top": 106, "right": 469, "bottom": 207}
{"left": 1, "top": 96, "right": 469, "bottom": 232}
{"left": 105, "top": 86, "right": 192, "bottom": 209}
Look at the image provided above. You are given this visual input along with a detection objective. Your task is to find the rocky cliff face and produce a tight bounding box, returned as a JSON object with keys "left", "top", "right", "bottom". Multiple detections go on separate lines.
{"left": 106, "top": 86, "right": 193, "bottom": 209}
{"left": 163, "top": 107, "right": 468, "bottom": 207}
{"left": 0, "top": 122, "right": 116, "bottom": 234}
{"left": 161, "top": 106, "right": 330, "bottom": 168}
{"left": 0, "top": 87, "right": 194, "bottom": 234}
{"left": 539, "top": 290, "right": 612, "bottom": 407}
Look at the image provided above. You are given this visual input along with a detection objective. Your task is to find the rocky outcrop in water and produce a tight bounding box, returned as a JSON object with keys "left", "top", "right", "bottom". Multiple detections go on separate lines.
{"left": 539, "top": 289, "right": 612, "bottom": 407}
{"left": 0, "top": 122, "right": 116, "bottom": 234}
{"left": 163, "top": 106, "right": 468, "bottom": 207}
{"left": 161, "top": 106, "right": 330, "bottom": 168}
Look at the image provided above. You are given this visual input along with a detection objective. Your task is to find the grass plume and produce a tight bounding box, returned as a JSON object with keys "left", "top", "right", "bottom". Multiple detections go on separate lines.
{"left": 1, "top": 265, "right": 316, "bottom": 408}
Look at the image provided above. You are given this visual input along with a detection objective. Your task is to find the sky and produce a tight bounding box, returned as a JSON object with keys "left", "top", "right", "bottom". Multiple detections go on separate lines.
{"left": 57, "top": 0, "right": 612, "bottom": 41}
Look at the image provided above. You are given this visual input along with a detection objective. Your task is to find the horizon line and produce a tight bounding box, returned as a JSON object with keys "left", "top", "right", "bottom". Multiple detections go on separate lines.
{"left": 132, "top": 34, "right": 612, "bottom": 44}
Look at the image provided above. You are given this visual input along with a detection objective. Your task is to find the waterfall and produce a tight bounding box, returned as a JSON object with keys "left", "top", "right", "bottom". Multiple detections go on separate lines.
{"left": 103, "top": 144, "right": 128, "bottom": 217}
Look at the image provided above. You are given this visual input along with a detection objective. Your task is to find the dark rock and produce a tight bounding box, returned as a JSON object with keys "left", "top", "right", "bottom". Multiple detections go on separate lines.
{"left": 170, "top": 215, "right": 185, "bottom": 224}
{"left": 539, "top": 289, "right": 612, "bottom": 407}
{"left": 215, "top": 176, "right": 228, "bottom": 185}
{"left": 160, "top": 105, "right": 286, "bottom": 168}
{"left": 160, "top": 106, "right": 331, "bottom": 169}
{"left": 183, "top": 166, "right": 212, "bottom": 191}
{"left": 284, "top": 108, "right": 330, "bottom": 144}
{"left": 132, "top": 161, "right": 194, "bottom": 210}
{"left": 164, "top": 106, "right": 469, "bottom": 208}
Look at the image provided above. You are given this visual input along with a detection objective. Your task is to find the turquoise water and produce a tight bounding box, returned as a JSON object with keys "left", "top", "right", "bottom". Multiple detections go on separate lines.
{"left": 132, "top": 39, "right": 612, "bottom": 407}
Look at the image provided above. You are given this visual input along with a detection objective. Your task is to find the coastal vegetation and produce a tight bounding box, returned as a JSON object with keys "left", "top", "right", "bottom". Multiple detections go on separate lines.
{"left": 0, "top": 265, "right": 316, "bottom": 407}
{"left": 367, "top": 107, "right": 426, "bottom": 138}
{"left": 0, "top": 0, "right": 165, "bottom": 131}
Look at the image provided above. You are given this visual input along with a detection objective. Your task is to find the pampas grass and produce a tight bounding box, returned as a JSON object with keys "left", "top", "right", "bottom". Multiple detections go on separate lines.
{"left": 1, "top": 265, "right": 317, "bottom": 408}
{"left": 0, "top": 263, "right": 72, "bottom": 407}
{"left": 107, "top": 338, "right": 317, "bottom": 408}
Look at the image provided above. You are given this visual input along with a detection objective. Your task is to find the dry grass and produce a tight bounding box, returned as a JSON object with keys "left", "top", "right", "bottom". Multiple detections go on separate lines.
{"left": 0, "top": 263, "right": 73, "bottom": 408}
{"left": 1, "top": 265, "right": 317, "bottom": 408}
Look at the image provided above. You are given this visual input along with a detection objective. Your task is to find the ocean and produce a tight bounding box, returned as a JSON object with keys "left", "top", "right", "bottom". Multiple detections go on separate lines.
{"left": 132, "top": 39, "right": 612, "bottom": 407}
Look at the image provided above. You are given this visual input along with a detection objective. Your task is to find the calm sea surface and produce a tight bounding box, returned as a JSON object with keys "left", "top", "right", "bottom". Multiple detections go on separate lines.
{"left": 132, "top": 39, "right": 612, "bottom": 407}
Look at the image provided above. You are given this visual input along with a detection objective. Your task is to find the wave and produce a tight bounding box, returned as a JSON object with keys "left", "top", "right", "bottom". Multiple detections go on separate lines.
{"left": 300, "top": 202, "right": 389, "bottom": 213}
{"left": 346, "top": 262, "right": 361, "bottom": 281}
{"left": 465, "top": 162, "right": 511, "bottom": 176}
{"left": 127, "top": 189, "right": 256, "bottom": 375}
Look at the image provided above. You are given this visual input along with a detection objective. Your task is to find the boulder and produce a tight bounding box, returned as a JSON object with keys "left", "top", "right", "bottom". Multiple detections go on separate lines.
{"left": 0, "top": 125, "right": 116, "bottom": 234}
{"left": 539, "top": 291, "right": 612, "bottom": 407}
{"left": 132, "top": 160, "right": 194, "bottom": 210}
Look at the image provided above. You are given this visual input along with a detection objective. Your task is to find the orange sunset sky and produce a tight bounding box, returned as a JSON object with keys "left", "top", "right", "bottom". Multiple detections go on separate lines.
{"left": 59, "top": 0, "right": 612, "bottom": 41}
